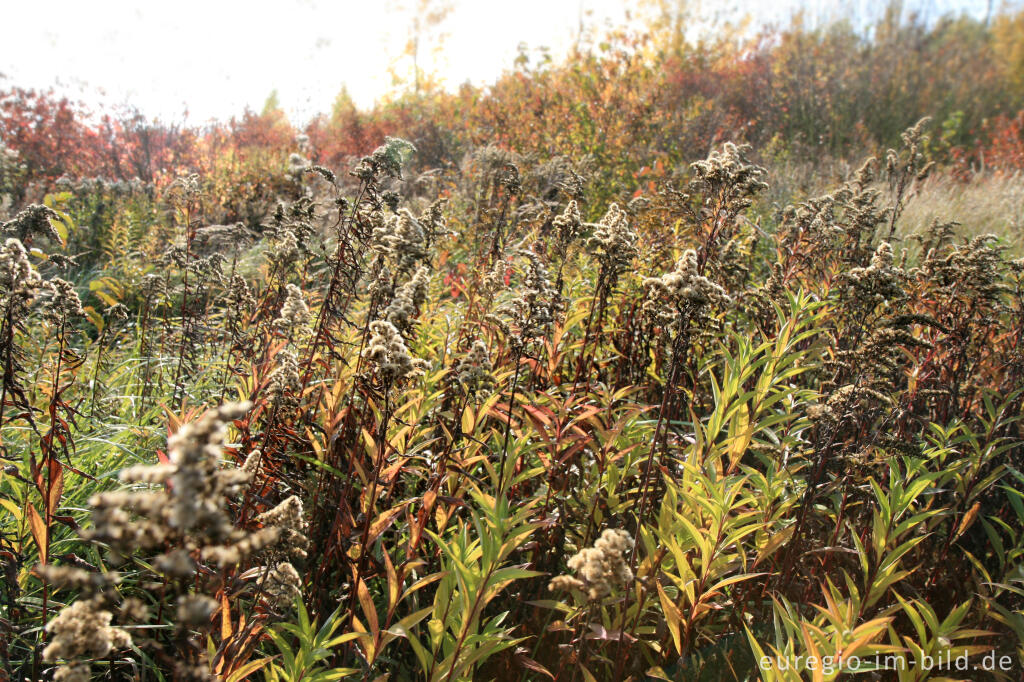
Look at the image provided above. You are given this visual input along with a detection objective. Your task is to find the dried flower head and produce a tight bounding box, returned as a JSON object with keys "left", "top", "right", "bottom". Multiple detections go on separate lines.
{"left": 274, "top": 283, "right": 311, "bottom": 335}
{"left": 552, "top": 200, "right": 584, "bottom": 255}
{"left": 267, "top": 348, "right": 301, "bottom": 410}
{"left": 89, "top": 402, "right": 257, "bottom": 561}
{"left": 384, "top": 265, "right": 430, "bottom": 332}
{"left": 492, "top": 250, "right": 557, "bottom": 349}
{"left": 48, "top": 253, "right": 78, "bottom": 271}
{"left": 353, "top": 137, "right": 417, "bottom": 180}
{"left": 688, "top": 142, "right": 768, "bottom": 213}
{"left": 549, "top": 528, "right": 635, "bottom": 600}
{"left": 643, "top": 249, "right": 731, "bottom": 332}
{"left": 224, "top": 274, "right": 256, "bottom": 313}
{"left": 256, "top": 495, "right": 308, "bottom": 560}
{"left": 40, "top": 277, "right": 85, "bottom": 324}
{"left": 362, "top": 319, "right": 429, "bottom": 383}
{"left": 842, "top": 241, "right": 906, "bottom": 307}
{"left": 176, "top": 594, "right": 218, "bottom": 626}
{"left": 373, "top": 209, "right": 428, "bottom": 273}
{"left": 139, "top": 273, "right": 168, "bottom": 300}
{"left": 264, "top": 561, "right": 302, "bottom": 610}
{"left": 43, "top": 597, "right": 132, "bottom": 663}
{"left": 0, "top": 238, "right": 42, "bottom": 312}
{"left": 53, "top": 664, "right": 92, "bottom": 682}
{"left": 1, "top": 203, "right": 62, "bottom": 244}
{"left": 587, "top": 202, "right": 638, "bottom": 284}
{"left": 453, "top": 340, "right": 495, "bottom": 394}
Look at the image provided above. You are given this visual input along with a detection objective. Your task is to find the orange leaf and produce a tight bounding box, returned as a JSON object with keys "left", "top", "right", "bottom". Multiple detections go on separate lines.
{"left": 46, "top": 458, "right": 64, "bottom": 517}
{"left": 956, "top": 502, "right": 982, "bottom": 539}
{"left": 221, "top": 591, "right": 233, "bottom": 642}
{"left": 25, "top": 502, "right": 48, "bottom": 563}
{"left": 367, "top": 501, "right": 412, "bottom": 548}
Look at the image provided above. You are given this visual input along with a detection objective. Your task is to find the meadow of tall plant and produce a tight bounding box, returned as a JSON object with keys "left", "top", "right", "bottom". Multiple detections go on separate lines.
{"left": 1, "top": 3, "right": 1024, "bottom": 682}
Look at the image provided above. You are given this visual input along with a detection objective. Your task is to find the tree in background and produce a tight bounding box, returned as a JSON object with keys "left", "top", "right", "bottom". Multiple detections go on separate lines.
{"left": 386, "top": 0, "right": 454, "bottom": 97}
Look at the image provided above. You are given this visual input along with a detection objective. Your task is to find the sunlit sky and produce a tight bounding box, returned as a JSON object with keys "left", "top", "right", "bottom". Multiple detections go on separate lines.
{"left": 0, "top": 0, "right": 1010, "bottom": 125}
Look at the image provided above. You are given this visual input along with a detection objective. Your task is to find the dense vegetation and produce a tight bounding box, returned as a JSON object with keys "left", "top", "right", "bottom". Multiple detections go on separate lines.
{"left": 1, "top": 4, "right": 1024, "bottom": 681}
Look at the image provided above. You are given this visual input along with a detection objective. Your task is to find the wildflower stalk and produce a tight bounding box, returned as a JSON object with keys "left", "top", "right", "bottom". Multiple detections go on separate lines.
{"left": 88, "top": 313, "right": 113, "bottom": 417}
{"left": 169, "top": 222, "right": 195, "bottom": 411}
{"left": 497, "top": 346, "right": 524, "bottom": 493}
{"left": 631, "top": 331, "right": 685, "bottom": 547}
{"left": 347, "top": 390, "right": 392, "bottom": 617}
{"left": 0, "top": 304, "right": 15, "bottom": 437}
{"left": 142, "top": 268, "right": 175, "bottom": 417}
{"left": 297, "top": 180, "right": 367, "bottom": 404}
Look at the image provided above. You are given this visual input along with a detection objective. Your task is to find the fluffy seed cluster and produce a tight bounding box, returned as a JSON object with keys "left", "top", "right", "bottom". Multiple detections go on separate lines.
{"left": 886, "top": 116, "right": 935, "bottom": 182}
{"left": 352, "top": 137, "right": 417, "bottom": 180}
{"left": 188, "top": 253, "right": 226, "bottom": 287}
{"left": 372, "top": 209, "right": 428, "bottom": 273}
{"left": 779, "top": 158, "right": 889, "bottom": 269}
{"left": 257, "top": 493, "right": 301, "bottom": 527}
{"left": 87, "top": 402, "right": 301, "bottom": 572}
{"left": 40, "top": 277, "right": 86, "bottom": 324}
{"left": 549, "top": 528, "right": 635, "bottom": 600}
{"left": 43, "top": 598, "right": 132, "bottom": 665}
{"left": 482, "top": 257, "right": 511, "bottom": 294}
{"left": 268, "top": 349, "right": 301, "bottom": 410}
{"left": 918, "top": 234, "right": 1010, "bottom": 310}
{"left": 271, "top": 229, "right": 301, "bottom": 270}
{"left": 287, "top": 152, "right": 311, "bottom": 177}
{"left": 106, "top": 303, "right": 130, "bottom": 322}
{"left": 491, "top": 250, "right": 557, "bottom": 349}
{"left": 177, "top": 594, "right": 219, "bottom": 627}
{"left": 688, "top": 142, "right": 768, "bottom": 212}
{"left": 419, "top": 198, "right": 449, "bottom": 238}
{"left": 643, "top": 249, "right": 731, "bottom": 332}
{"left": 46, "top": 399, "right": 313, "bottom": 668}
{"left": 362, "top": 320, "right": 429, "bottom": 383}
{"left": 587, "top": 203, "right": 638, "bottom": 282}
{"left": 224, "top": 274, "right": 256, "bottom": 316}
{"left": 264, "top": 561, "right": 303, "bottom": 610}
{"left": 453, "top": 340, "right": 496, "bottom": 393}
{"left": 139, "top": 273, "right": 168, "bottom": 300}
{"left": 842, "top": 241, "right": 906, "bottom": 306}
{"left": 52, "top": 664, "right": 91, "bottom": 682}
{"left": 384, "top": 265, "right": 430, "bottom": 332}
{"left": 256, "top": 494, "right": 308, "bottom": 560}
{"left": 274, "top": 283, "right": 311, "bottom": 335}
{"left": 90, "top": 404, "right": 246, "bottom": 554}
{"left": 1, "top": 203, "right": 62, "bottom": 244}
{"left": 552, "top": 200, "right": 584, "bottom": 256}
{"left": 0, "top": 238, "right": 42, "bottom": 314}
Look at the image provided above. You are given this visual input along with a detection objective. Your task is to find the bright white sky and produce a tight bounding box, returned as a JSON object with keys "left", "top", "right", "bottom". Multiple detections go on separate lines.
{"left": 0, "top": 0, "right": 1006, "bottom": 125}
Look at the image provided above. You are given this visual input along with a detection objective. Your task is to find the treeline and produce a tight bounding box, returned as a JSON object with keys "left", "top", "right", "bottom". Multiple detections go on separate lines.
{"left": 2, "top": 3, "right": 1023, "bottom": 200}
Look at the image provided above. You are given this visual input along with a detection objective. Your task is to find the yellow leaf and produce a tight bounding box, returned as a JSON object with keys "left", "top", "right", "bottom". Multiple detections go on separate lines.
{"left": 656, "top": 582, "right": 683, "bottom": 654}
{"left": 95, "top": 290, "right": 119, "bottom": 307}
{"left": 0, "top": 498, "right": 22, "bottom": 521}
{"left": 225, "top": 657, "right": 272, "bottom": 682}
{"left": 84, "top": 306, "right": 104, "bottom": 333}
{"left": 461, "top": 406, "right": 475, "bottom": 434}
{"left": 754, "top": 525, "right": 796, "bottom": 568}
{"left": 726, "top": 403, "right": 753, "bottom": 473}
